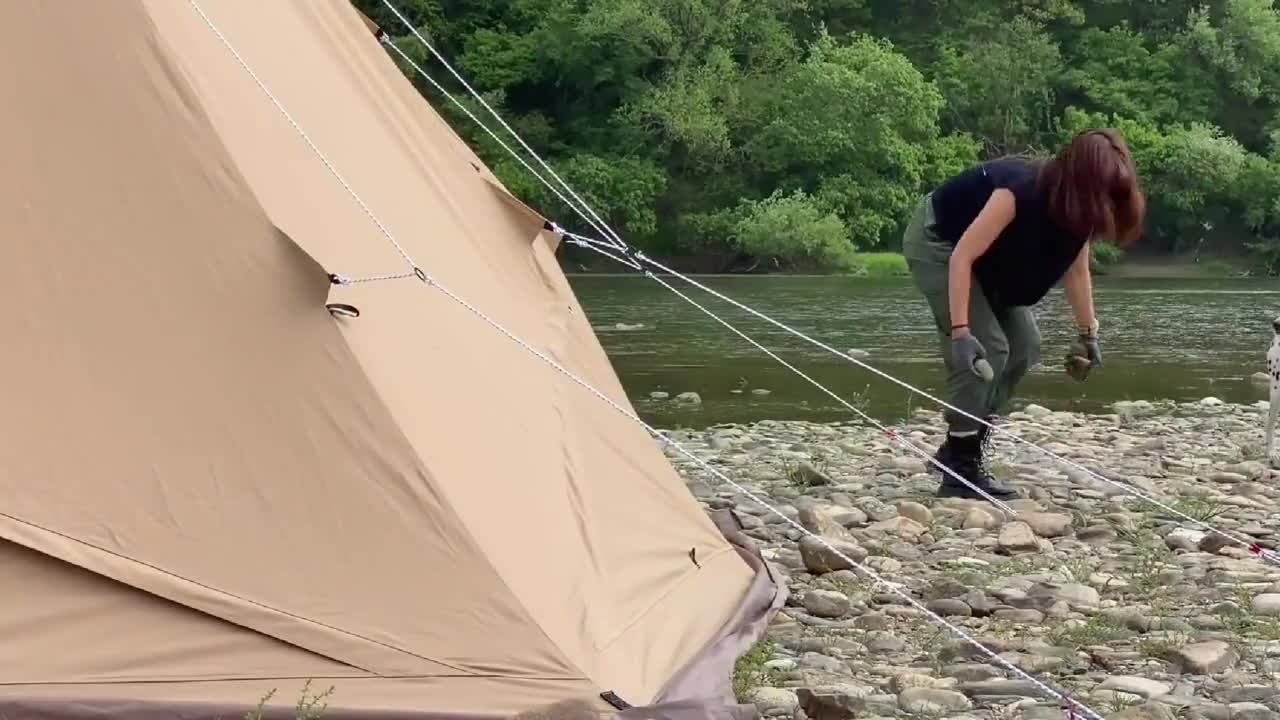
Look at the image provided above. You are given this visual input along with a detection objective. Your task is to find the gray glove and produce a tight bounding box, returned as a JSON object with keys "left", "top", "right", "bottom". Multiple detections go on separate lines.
{"left": 1079, "top": 333, "right": 1102, "bottom": 368}
{"left": 950, "top": 332, "right": 988, "bottom": 378}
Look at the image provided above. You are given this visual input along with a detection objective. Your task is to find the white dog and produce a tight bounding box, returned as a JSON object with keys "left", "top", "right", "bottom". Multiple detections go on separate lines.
{"left": 1268, "top": 315, "right": 1280, "bottom": 466}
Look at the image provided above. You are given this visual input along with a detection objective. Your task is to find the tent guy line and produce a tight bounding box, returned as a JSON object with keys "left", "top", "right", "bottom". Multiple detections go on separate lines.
{"left": 372, "top": 0, "right": 1280, "bottom": 569}
{"left": 184, "top": 3, "right": 1117, "bottom": 717}
{"left": 184, "top": 0, "right": 420, "bottom": 275}
{"left": 562, "top": 233, "right": 1019, "bottom": 513}
{"left": 373, "top": 5, "right": 626, "bottom": 253}
{"left": 330, "top": 270, "right": 418, "bottom": 285}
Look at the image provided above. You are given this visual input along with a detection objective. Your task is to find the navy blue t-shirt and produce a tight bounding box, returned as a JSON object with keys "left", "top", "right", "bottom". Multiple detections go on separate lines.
{"left": 929, "top": 157, "right": 1086, "bottom": 308}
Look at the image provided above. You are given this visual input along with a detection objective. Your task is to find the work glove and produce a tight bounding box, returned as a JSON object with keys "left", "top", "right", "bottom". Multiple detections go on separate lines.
{"left": 1065, "top": 319, "right": 1101, "bottom": 382}
{"left": 950, "top": 332, "right": 990, "bottom": 379}
{"left": 1079, "top": 317, "right": 1102, "bottom": 368}
{"left": 1079, "top": 333, "right": 1102, "bottom": 368}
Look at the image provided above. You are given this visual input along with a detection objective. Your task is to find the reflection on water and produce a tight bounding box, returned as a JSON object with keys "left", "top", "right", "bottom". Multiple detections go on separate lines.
{"left": 569, "top": 275, "right": 1280, "bottom": 429}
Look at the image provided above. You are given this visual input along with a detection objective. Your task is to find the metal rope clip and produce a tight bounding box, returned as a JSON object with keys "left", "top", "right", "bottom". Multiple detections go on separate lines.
{"left": 328, "top": 273, "right": 352, "bottom": 286}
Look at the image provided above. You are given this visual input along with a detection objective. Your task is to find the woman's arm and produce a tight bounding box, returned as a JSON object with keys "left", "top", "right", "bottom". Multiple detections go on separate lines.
{"left": 1062, "top": 242, "right": 1098, "bottom": 335}
{"left": 948, "top": 189, "right": 1016, "bottom": 335}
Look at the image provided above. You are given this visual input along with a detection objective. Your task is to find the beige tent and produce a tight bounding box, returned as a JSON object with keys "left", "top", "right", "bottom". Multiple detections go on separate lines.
{"left": 0, "top": 1, "right": 781, "bottom": 718}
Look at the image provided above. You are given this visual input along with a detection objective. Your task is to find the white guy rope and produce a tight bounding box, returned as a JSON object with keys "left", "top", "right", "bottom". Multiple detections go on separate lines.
{"left": 331, "top": 271, "right": 418, "bottom": 285}
{"left": 188, "top": 7, "right": 1111, "bottom": 716}
{"left": 185, "top": 0, "right": 418, "bottom": 273}
{"left": 374, "top": 36, "right": 624, "bottom": 252}
{"left": 376, "top": 0, "right": 627, "bottom": 252}
{"left": 560, "top": 232, "right": 642, "bottom": 271}
{"left": 377, "top": 5, "right": 1280, "bottom": 567}
{"left": 565, "top": 235, "right": 1018, "bottom": 514}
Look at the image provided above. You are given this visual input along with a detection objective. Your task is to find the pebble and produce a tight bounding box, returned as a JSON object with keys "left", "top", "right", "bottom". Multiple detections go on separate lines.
{"left": 664, "top": 403, "right": 1280, "bottom": 716}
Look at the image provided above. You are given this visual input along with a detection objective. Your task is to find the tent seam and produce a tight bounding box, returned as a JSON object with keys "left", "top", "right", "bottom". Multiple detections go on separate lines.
{"left": 0, "top": 675, "right": 588, "bottom": 687}
{"left": 0, "top": 510, "right": 492, "bottom": 679}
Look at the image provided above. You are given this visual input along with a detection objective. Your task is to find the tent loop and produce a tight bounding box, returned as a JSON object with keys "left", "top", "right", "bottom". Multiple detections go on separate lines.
{"left": 599, "top": 691, "right": 632, "bottom": 711}
{"left": 326, "top": 303, "right": 360, "bottom": 319}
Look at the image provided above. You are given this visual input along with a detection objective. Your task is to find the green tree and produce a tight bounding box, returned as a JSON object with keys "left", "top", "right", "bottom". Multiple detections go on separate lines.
{"left": 356, "top": 0, "right": 1280, "bottom": 274}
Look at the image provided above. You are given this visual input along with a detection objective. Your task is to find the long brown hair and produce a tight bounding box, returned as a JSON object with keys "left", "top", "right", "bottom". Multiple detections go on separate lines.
{"left": 1038, "top": 128, "right": 1146, "bottom": 247}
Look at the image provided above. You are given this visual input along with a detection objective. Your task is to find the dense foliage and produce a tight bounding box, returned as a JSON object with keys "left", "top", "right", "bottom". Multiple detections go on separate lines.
{"left": 357, "top": 0, "right": 1280, "bottom": 275}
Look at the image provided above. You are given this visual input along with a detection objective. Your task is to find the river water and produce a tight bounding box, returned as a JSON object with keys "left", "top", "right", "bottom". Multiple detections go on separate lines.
{"left": 569, "top": 275, "right": 1280, "bottom": 429}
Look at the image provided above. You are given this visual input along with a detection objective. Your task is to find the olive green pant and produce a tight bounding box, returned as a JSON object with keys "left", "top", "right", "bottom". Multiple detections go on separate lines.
{"left": 901, "top": 194, "right": 1041, "bottom": 434}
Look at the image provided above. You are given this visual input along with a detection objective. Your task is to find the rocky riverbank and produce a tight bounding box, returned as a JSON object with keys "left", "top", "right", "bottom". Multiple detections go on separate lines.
{"left": 663, "top": 399, "right": 1280, "bottom": 720}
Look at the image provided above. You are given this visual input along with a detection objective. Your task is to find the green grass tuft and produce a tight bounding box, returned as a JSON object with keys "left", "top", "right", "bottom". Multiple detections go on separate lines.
{"left": 851, "top": 252, "right": 910, "bottom": 278}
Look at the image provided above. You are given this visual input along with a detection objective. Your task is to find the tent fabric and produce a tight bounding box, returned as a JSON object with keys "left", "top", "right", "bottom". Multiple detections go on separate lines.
{"left": 0, "top": 1, "right": 782, "bottom": 718}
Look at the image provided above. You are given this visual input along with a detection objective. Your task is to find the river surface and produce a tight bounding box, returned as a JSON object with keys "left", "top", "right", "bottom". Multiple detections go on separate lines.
{"left": 568, "top": 275, "right": 1280, "bottom": 429}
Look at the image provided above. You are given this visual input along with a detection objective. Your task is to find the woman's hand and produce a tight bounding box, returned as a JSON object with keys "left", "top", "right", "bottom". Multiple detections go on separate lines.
{"left": 1079, "top": 334, "right": 1102, "bottom": 367}
{"left": 950, "top": 329, "right": 990, "bottom": 377}
{"left": 1079, "top": 322, "right": 1102, "bottom": 368}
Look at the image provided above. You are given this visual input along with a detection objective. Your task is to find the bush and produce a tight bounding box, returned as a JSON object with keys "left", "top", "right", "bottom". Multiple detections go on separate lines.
{"left": 733, "top": 190, "right": 859, "bottom": 271}
{"left": 1089, "top": 241, "right": 1124, "bottom": 274}
{"left": 853, "top": 252, "right": 910, "bottom": 277}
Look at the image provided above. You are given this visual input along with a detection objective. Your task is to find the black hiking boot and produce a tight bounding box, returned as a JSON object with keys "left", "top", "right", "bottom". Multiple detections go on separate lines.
{"left": 933, "top": 415, "right": 997, "bottom": 466}
{"left": 934, "top": 428, "right": 1019, "bottom": 502}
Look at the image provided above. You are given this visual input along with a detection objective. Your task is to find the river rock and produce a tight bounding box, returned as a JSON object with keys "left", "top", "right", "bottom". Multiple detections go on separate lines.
{"left": 963, "top": 507, "right": 998, "bottom": 530}
{"left": 799, "top": 504, "right": 854, "bottom": 538}
{"left": 799, "top": 535, "right": 867, "bottom": 574}
{"left": 1024, "top": 404, "right": 1053, "bottom": 419}
{"left": 898, "top": 688, "right": 972, "bottom": 713}
{"left": 1173, "top": 640, "right": 1237, "bottom": 675}
{"left": 1116, "top": 701, "right": 1177, "bottom": 720}
{"left": 896, "top": 501, "right": 933, "bottom": 526}
{"left": 803, "top": 589, "right": 852, "bottom": 619}
{"left": 1097, "top": 676, "right": 1173, "bottom": 699}
{"left": 867, "top": 516, "right": 927, "bottom": 540}
{"left": 796, "top": 685, "right": 873, "bottom": 720}
{"left": 674, "top": 391, "right": 702, "bottom": 405}
{"left": 925, "top": 598, "right": 972, "bottom": 617}
{"left": 998, "top": 522, "right": 1040, "bottom": 553}
{"left": 1227, "top": 703, "right": 1274, "bottom": 720}
{"left": 1250, "top": 593, "right": 1280, "bottom": 616}
{"left": 1024, "top": 512, "right": 1073, "bottom": 537}
{"left": 747, "top": 687, "right": 800, "bottom": 717}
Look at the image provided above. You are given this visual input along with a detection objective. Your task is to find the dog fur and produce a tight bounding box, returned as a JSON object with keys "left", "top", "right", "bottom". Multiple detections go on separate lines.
{"left": 1268, "top": 315, "right": 1280, "bottom": 466}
